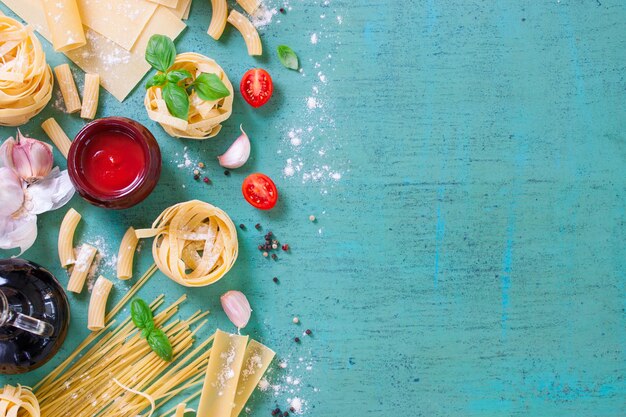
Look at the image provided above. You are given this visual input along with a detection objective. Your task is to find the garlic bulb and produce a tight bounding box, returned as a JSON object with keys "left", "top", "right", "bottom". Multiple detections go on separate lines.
{"left": 0, "top": 167, "right": 24, "bottom": 217}
{"left": 0, "top": 130, "right": 53, "bottom": 183}
{"left": 217, "top": 125, "right": 251, "bottom": 169}
{"left": 220, "top": 290, "right": 252, "bottom": 329}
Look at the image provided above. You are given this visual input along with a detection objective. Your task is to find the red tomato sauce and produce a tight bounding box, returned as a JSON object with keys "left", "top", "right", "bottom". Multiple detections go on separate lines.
{"left": 80, "top": 130, "right": 146, "bottom": 195}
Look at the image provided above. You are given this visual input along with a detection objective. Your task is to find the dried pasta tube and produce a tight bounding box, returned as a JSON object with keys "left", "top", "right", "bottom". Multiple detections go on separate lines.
{"left": 41, "top": 118, "right": 72, "bottom": 158}
{"left": 87, "top": 276, "right": 113, "bottom": 331}
{"left": 41, "top": 0, "right": 86, "bottom": 52}
{"left": 58, "top": 208, "right": 81, "bottom": 267}
{"left": 67, "top": 244, "right": 97, "bottom": 293}
{"left": 227, "top": 10, "right": 262, "bottom": 56}
{"left": 236, "top": 0, "right": 260, "bottom": 15}
{"left": 197, "top": 330, "right": 249, "bottom": 417}
{"left": 117, "top": 227, "right": 139, "bottom": 280}
{"left": 80, "top": 73, "right": 100, "bottom": 119}
{"left": 208, "top": 0, "right": 228, "bottom": 40}
{"left": 54, "top": 64, "right": 81, "bottom": 113}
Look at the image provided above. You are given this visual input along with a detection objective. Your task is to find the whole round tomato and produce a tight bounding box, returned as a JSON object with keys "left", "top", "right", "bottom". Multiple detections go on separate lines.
{"left": 240, "top": 69, "right": 273, "bottom": 108}
{"left": 242, "top": 173, "right": 278, "bottom": 210}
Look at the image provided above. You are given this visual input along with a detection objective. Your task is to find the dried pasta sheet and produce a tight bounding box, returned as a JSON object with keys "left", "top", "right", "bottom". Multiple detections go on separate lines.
{"left": 76, "top": 0, "right": 158, "bottom": 51}
{"left": 1, "top": 0, "right": 186, "bottom": 101}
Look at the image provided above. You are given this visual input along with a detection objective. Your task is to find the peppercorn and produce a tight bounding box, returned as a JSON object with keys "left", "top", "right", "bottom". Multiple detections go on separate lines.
{"left": 193, "top": 169, "right": 200, "bottom": 175}
{"left": 203, "top": 177, "right": 210, "bottom": 184}
{"left": 305, "top": 329, "right": 312, "bottom": 335}
{"left": 283, "top": 412, "right": 289, "bottom": 417}
{"left": 280, "top": 7, "right": 285, "bottom": 13}
{"left": 239, "top": 224, "right": 246, "bottom": 230}
{"left": 255, "top": 223, "right": 261, "bottom": 229}
{"left": 272, "top": 243, "right": 278, "bottom": 250}
{"left": 198, "top": 162, "right": 205, "bottom": 168}
{"left": 290, "top": 407, "right": 296, "bottom": 413}
{"left": 273, "top": 277, "right": 278, "bottom": 283}
{"left": 258, "top": 245, "right": 264, "bottom": 250}
{"left": 193, "top": 174, "right": 200, "bottom": 180}
{"left": 271, "top": 253, "right": 277, "bottom": 260}
{"left": 294, "top": 337, "right": 300, "bottom": 343}
{"left": 224, "top": 170, "right": 230, "bottom": 176}
{"left": 282, "top": 244, "right": 289, "bottom": 251}
{"left": 263, "top": 252, "right": 269, "bottom": 257}
{"left": 309, "top": 215, "right": 316, "bottom": 222}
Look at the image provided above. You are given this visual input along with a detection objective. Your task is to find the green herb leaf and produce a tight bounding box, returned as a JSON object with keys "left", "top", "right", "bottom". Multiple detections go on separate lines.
{"left": 146, "top": 73, "right": 166, "bottom": 89}
{"left": 276, "top": 45, "right": 299, "bottom": 70}
{"left": 145, "top": 34, "right": 176, "bottom": 72}
{"left": 163, "top": 82, "right": 190, "bottom": 120}
{"left": 141, "top": 325, "right": 154, "bottom": 339}
{"left": 147, "top": 328, "right": 173, "bottom": 362}
{"left": 193, "top": 73, "right": 230, "bottom": 101}
{"left": 166, "top": 69, "right": 193, "bottom": 84}
{"left": 130, "top": 299, "right": 153, "bottom": 330}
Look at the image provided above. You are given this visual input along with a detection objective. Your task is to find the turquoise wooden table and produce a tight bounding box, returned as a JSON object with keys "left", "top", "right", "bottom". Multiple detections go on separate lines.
{"left": 1, "top": 0, "right": 625, "bottom": 416}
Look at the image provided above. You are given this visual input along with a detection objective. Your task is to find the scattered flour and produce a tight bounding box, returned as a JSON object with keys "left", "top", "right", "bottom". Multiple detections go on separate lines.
{"left": 310, "top": 33, "right": 318, "bottom": 44}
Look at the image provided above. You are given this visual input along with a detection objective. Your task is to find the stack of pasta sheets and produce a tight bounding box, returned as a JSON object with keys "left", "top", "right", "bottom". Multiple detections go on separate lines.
{"left": 0, "top": 0, "right": 193, "bottom": 101}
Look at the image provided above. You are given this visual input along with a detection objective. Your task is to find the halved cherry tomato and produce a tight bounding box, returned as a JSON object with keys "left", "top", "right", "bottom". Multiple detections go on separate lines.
{"left": 242, "top": 173, "right": 278, "bottom": 210}
{"left": 240, "top": 69, "right": 273, "bottom": 108}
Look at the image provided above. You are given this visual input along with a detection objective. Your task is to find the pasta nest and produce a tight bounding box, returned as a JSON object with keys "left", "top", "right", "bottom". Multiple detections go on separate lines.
{"left": 0, "top": 384, "right": 40, "bottom": 417}
{"left": 0, "top": 16, "right": 53, "bottom": 126}
{"left": 136, "top": 200, "right": 238, "bottom": 287}
{"left": 144, "top": 52, "right": 233, "bottom": 139}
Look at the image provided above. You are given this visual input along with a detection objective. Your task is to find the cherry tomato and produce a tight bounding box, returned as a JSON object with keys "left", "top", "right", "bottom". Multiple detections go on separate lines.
{"left": 242, "top": 173, "right": 278, "bottom": 210}
{"left": 240, "top": 69, "right": 273, "bottom": 108}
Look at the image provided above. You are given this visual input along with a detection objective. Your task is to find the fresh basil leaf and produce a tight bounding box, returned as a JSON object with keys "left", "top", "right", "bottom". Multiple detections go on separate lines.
{"left": 147, "top": 328, "right": 173, "bottom": 362}
{"left": 276, "top": 45, "right": 299, "bottom": 70}
{"left": 146, "top": 73, "right": 166, "bottom": 89}
{"left": 130, "top": 299, "right": 154, "bottom": 330}
{"left": 193, "top": 73, "right": 230, "bottom": 101}
{"left": 141, "top": 327, "right": 153, "bottom": 339}
{"left": 145, "top": 34, "right": 176, "bottom": 72}
{"left": 167, "top": 69, "right": 193, "bottom": 84}
{"left": 163, "top": 82, "right": 190, "bottom": 120}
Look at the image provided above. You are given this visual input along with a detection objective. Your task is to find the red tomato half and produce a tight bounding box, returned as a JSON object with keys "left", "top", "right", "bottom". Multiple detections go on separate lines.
{"left": 240, "top": 69, "right": 273, "bottom": 108}
{"left": 242, "top": 173, "right": 278, "bottom": 210}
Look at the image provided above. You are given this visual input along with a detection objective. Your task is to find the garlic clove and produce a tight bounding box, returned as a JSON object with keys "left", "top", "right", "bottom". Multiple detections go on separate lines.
{"left": 27, "top": 168, "right": 75, "bottom": 215}
{"left": 0, "top": 212, "right": 37, "bottom": 256}
{"left": 0, "top": 166, "right": 24, "bottom": 217}
{"left": 218, "top": 125, "right": 251, "bottom": 169}
{"left": 1, "top": 131, "right": 54, "bottom": 183}
{"left": 220, "top": 290, "right": 252, "bottom": 329}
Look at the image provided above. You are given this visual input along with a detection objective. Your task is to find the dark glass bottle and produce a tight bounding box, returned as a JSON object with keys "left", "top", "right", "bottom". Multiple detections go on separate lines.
{"left": 0, "top": 259, "right": 70, "bottom": 374}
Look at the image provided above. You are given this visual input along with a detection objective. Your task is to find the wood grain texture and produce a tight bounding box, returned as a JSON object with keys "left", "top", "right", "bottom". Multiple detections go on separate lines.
{"left": 0, "top": 0, "right": 624, "bottom": 416}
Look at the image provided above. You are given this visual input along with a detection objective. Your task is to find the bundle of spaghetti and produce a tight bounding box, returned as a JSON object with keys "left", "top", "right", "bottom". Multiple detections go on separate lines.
{"left": 135, "top": 200, "right": 239, "bottom": 287}
{"left": 35, "top": 294, "right": 215, "bottom": 417}
{"left": 144, "top": 52, "right": 233, "bottom": 139}
{"left": 0, "top": 16, "right": 52, "bottom": 126}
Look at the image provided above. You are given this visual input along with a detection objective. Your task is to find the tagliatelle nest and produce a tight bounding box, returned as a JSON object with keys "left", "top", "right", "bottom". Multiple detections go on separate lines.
{"left": 0, "top": 16, "right": 53, "bottom": 126}
{"left": 144, "top": 52, "right": 233, "bottom": 139}
{"left": 135, "top": 200, "right": 238, "bottom": 287}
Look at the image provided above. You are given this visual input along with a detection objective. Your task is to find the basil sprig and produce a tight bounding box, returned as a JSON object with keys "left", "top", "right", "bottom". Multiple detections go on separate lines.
{"left": 144, "top": 34, "right": 230, "bottom": 121}
{"left": 277, "top": 45, "right": 299, "bottom": 70}
{"left": 130, "top": 298, "right": 173, "bottom": 362}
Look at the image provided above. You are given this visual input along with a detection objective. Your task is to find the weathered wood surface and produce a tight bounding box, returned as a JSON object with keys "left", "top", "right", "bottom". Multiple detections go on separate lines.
{"left": 0, "top": 0, "right": 624, "bottom": 415}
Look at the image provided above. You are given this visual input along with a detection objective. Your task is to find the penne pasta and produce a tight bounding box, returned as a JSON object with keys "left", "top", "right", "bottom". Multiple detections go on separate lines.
{"left": 80, "top": 73, "right": 100, "bottom": 119}
{"left": 53, "top": 64, "right": 81, "bottom": 113}
{"left": 41, "top": 117, "right": 72, "bottom": 158}
{"left": 116, "top": 227, "right": 139, "bottom": 280}
{"left": 207, "top": 0, "right": 228, "bottom": 40}
{"left": 236, "top": 0, "right": 260, "bottom": 15}
{"left": 87, "top": 276, "right": 113, "bottom": 331}
{"left": 227, "top": 10, "right": 262, "bottom": 56}
{"left": 58, "top": 208, "right": 81, "bottom": 268}
{"left": 67, "top": 244, "right": 97, "bottom": 293}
